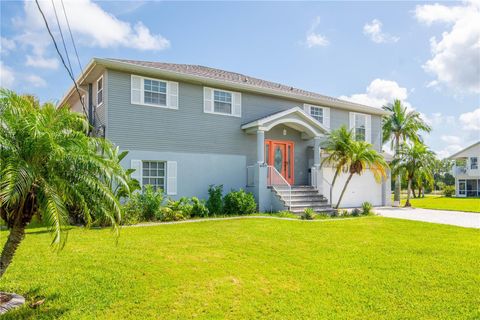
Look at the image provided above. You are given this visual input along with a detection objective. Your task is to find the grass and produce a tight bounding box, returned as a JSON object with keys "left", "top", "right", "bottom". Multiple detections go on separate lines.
{"left": 395, "top": 194, "right": 480, "bottom": 213}
{"left": 1, "top": 217, "right": 479, "bottom": 319}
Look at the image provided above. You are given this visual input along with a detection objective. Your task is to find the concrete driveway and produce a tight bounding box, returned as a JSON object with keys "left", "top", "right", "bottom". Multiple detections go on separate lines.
{"left": 375, "top": 207, "right": 480, "bottom": 229}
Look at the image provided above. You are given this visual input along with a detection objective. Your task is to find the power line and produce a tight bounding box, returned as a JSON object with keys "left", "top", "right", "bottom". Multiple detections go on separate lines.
{"left": 51, "top": 0, "right": 73, "bottom": 76}
{"left": 60, "top": 0, "right": 83, "bottom": 73}
{"left": 34, "top": 0, "right": 88, "bottom": 118}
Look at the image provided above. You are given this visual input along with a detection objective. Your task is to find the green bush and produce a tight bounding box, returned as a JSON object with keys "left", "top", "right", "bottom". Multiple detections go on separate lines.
{"left": 443, "top": 185, "right": 455, "bottom": 197}
{"left": 123, "top": 185, "right": 164, "bottom": 222}
{"left": 351, "top": 208, "right": 361, "bottom": 217}
{"left": 301, "top": 208, "right": 316, "bottom": 220}
{"left": 361, "top": 202, "right": 373, "bottom": 215}
{"left": 206, "top": 185, "right": 224, "bottom": 215}
{"left": 158, "top": 207, "right": 186, "bottom": 222}
{"left": 223, "top": 189, "right": 257, "bottom": 215}
{"left": 190, "top": 197, "right": 209, "bottom": 218}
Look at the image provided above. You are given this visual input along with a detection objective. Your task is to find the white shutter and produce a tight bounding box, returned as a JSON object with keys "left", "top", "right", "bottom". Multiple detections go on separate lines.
{"left": 203, "top": 87, "right": 213, "bottom": 113}
{"left": 167, "top": 81, "right": 179, "bottom": 109}
{"left": 303, "top": 103, "right": 311, "bottom": 115}
{"left": 130, "top": 160, "right": 142, "bottom": 191}
{"left": 166, "top": 161, "right": 177, "bottom": 195}
{"left": 349, "top": 112, "right": 355, "bottom": 133}
{"left": 323, "top": 107, "right": 330, "bottom": 128}
{"left": 131, "top": 75, "right": 142, "bottom": 105}
{"left": 232, "top": 92, "right": 242, "bottom": 117}
{"left": 365, "top": 114, "right": 372, "bottom": 144}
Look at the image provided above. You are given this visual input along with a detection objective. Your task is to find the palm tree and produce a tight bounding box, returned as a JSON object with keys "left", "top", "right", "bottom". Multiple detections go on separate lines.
{"left": 336, "top": 141, "right": 388, "bottom": 209}
{"left": 382, "top": 99, "right": 431, "bottom": 206}
{"left": 321, "top": 126, "right": 355, "bottom": 191}
{"left": 392, "top": 142, "right": 436, "bottom": 207}
{"left": 0, "top": 89, "right": 129, "bottom": 278}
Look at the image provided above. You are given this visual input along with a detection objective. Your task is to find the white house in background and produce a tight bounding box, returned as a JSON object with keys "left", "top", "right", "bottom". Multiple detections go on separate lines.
{"left": 449, "top": 141, "right": 480, "bottom": 197}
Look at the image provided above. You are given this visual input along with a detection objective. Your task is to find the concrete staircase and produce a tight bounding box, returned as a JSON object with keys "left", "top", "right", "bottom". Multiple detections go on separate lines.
{"left": 272, "top": 185, "right": 331, "bottom": 213}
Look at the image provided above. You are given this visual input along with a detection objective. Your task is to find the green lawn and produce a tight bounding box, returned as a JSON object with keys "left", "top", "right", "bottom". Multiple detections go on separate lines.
{"left": 1, "top": 217, "right": 479, "bottom": 319}
{"left": 396, "top": 194, "right": 480, "bottom": 213}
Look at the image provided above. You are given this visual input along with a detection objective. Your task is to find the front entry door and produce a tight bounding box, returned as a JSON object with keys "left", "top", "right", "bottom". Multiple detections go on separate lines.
{"left": 265, "top": 139, "right": 295, "bottom": 185}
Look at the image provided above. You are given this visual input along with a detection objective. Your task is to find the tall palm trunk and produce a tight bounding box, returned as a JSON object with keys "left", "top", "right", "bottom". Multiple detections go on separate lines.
{"left": 0, "top": 220, "right": 26, "bottom": 278}
{"left": 393, "top": 138, "right": 401, "bottom": 206}
{"left": 412, "top": 188, "right": 417, "bottom": 198}
{"left": 335, "top": 173, "right": 354, "bottom": 209}
{"left": 405, "top": 178, "right": 412, "bottom": 207}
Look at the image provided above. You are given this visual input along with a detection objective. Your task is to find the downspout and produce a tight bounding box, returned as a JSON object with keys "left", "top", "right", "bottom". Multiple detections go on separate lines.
{"left": 88, "top": 83, "right": 94, "bottom": 135}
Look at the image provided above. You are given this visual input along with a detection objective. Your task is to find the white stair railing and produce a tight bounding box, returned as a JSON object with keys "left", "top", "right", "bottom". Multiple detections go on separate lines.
{"left": 267, "top": 165, "right": 291, "bottom": 210}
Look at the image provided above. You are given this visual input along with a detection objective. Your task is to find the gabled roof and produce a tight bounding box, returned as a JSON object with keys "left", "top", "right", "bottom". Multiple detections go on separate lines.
{"left": 241, "top": 107, "right": 328, "bottom": 139}
{"left": 448, "top": 141, "right": 480, "bottom": 159}
{"left": 59, "top": 58, "right": 390, "bottom": 116}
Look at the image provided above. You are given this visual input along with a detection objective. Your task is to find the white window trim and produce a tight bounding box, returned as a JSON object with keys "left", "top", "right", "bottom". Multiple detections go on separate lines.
{"left": 131, "top": 75, "right": 177, "bottom": 109}
{"left": 303, "top": 103, "right": 330, "bottom": 128}
{"left": 350, "top": 112, "right": 371, "bottom": 143}
{"left": 141, "top": 160, "right": 166, "bottom": 191}
{"left": 204, "top": 87, "right": 241, "bottom": 118}
{"left": 96, "top": 76, "right": 103, "bottom": 107}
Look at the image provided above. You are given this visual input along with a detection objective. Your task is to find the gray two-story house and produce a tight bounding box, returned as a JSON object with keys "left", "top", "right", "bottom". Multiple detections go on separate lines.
{"left": 60, "top": 58, "right": 391, "bottom": 211}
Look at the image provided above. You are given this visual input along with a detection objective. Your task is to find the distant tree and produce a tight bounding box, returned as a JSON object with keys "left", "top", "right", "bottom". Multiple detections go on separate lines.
{"left": 382, "top": 100, "right": 431, "bottom": 205}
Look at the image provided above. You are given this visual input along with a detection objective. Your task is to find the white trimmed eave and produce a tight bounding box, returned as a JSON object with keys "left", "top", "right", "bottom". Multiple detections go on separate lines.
{"left": 241, "top": 107, "right": 329, "bottom": 139}
{"left": 83, "top": 58, "right": 390, "bottom": 116}
{"left": 448, "top": 141, "right": 480, "bottom": 160}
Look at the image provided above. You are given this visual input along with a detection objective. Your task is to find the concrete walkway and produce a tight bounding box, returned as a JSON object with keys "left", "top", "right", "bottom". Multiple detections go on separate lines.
{"left": 375, "top": 207, "right": 480, "bottom": 229}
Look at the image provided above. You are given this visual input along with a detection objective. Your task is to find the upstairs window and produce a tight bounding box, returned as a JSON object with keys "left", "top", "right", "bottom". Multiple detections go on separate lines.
{"left": 131, "top": 75, "right": 178, "bottom": 109}
{"left": 354, "top": 113, "right": 367, "bottom": 141}
{"left": 304, "top": 104, "right": 330, "bottom": 128}
{"left": 471, "top": 157, "right": 478, "bottom": 170}
{"left": 144, "top": 79, "right": 167, "bottom": 106}
{"left": 213, "top": 90, "right": 232, "bottom": 114}
{"left": 97, "top": 76, "right": 103, "bottom": 106}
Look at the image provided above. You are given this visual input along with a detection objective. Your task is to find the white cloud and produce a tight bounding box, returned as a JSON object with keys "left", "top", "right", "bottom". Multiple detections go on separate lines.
{"left": 338, "top": 78, "right": 408, "bottom": 109}
{"left": 435, "top": 144, "right": 463, "bottom": 159}
{"left": 305, "top": 17, "right": 329, "bottom": 48}
{"left": 441, "top": 135, "right": 461, "bottom": 144}
{"left": 0, "top": 62, "right": 15, "bottom": 88}
{"left": 459, "top": 108, "right": 480, "bottom": 131}
{"left": 15, "top": 0, "right": 170, "bottom": 69}
{"left": 25, "top": 74, "right": 47, "bottom": 87}
{"left": 415, "top": 1, "right": 480, "bottom": 93}
{"left": 363, "top": 19, "right": 399, "bottom": 43}
{"left": 1, "top": 37, "right": 16, "bottom": 55}
{"left": 25, "top": 54, "right": 59, "bottom": 70}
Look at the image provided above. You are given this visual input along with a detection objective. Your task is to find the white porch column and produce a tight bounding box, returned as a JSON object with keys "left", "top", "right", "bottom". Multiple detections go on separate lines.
{"left": 257, "top": 129, "right": 265, "bottom": 164}
{"left": 313, "top": 136, "right": 322, "bottom": 168}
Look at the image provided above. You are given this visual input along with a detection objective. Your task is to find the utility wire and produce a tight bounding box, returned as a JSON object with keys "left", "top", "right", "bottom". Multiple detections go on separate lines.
{"left": 60, "top": 0, "right": 83, "bottom": 73}
{"left": 51, "top": 0, "right": 74, "bottom": 76}
{"left": 35, "top": 0, "right": 88, "bottom": 117}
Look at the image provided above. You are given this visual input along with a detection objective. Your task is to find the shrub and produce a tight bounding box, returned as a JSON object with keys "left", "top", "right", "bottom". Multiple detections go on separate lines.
{"left": 158, "top": 207, "right": 186, "bottom": 222}
{"left": 223, "top": 189, "right": 257, "bottom": 215}
{"left": 301, "top": 208, "right": 316, "bottom": 220}
{"left": 190, "top": 197, "right": 209, "bottom": 218}
{"left": 336, "top": 209, "right": 349, "bottom": 217}
{"left": 123, "top": 185, "right": 164, "bottom": 222}
{"left": 206, "top": 185, "right": 224, "bottom": 215}
{"left": 351, "top": 208, "right": 361, "bottom": 217}
{"left": 443, "top": 185, "right": 455, "bottom": 197}
{"left": 167, "top": 197, "right": 193, "bottom": 217}
{"left": 361, "top": 202, "right": 373, "bottom": 215}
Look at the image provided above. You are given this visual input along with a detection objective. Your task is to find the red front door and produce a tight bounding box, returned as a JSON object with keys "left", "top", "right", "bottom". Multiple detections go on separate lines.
{"left": 265, "top": 139, "right": 295, "bottom": 185}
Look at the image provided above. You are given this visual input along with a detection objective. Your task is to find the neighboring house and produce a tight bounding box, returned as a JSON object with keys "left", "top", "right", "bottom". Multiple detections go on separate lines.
{"left": 59, "top": 58, "right": 391, "bottom": 211}
{"left": 448, "top": 142, "right": 480, "bottom": 197}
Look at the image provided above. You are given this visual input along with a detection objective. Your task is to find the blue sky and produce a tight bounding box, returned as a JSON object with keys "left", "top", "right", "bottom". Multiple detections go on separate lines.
{"left": 1, "top": 0, "right": 479, "bottom": 158}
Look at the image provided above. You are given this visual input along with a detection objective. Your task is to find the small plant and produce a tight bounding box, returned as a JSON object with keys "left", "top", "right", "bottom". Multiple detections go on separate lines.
{"left": 443, "top": 185, "right": 455, "bottom": 197}
{"left": 351, "top": 208, "right": 361, "bottom": 217}
{"left": 158, "top": 207, "right": 186, "bottom": 222}
{"left": 361, "top": 202, "right": 373, "bottom": 215}
{"left": 123, "top": 185, "right": 164, "bottom": 222}
{"left": 314, "top": 211, "right": 329, "bottom": 219}
{"left": 206, "top": 185, "right": 224, "bottom": 215}
{"left": 223, "top": 189, "right": 257, "bottom": 215}
{"left": 190, "top": 197, "right": 209, "bottom": 218}
{"left": 337, "top": 209, "right": 349, "bottom": 217}
{"left": 301, "top": 208, "right": 316, "bottom": 220}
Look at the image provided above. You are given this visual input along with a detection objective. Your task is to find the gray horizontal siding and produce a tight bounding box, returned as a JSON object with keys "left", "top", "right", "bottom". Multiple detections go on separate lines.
{"left": 106, "top": 69, "right": 383, "bottom": 166}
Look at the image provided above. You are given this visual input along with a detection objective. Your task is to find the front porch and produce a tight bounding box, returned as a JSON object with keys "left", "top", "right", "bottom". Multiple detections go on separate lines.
{"left": 242, "top": 107, "right": 331, "bottom": 212}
